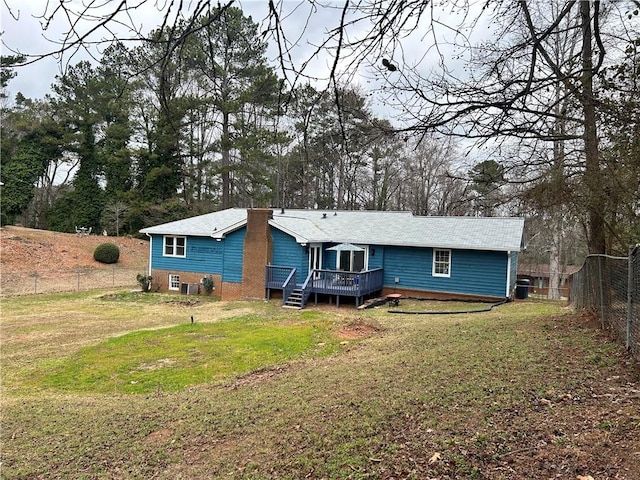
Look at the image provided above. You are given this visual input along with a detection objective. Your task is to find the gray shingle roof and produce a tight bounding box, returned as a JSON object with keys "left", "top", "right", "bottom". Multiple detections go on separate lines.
{"left": 140, "top": 208, "right": 524, "bottom": 252}
{"left": 140, "top": 208, "right": 246, "bottom": 237}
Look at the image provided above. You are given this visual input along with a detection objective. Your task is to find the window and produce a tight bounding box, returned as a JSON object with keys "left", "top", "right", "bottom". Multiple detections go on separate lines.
{"left": 433, "top": 249, "right": 451, "bottom": 277}
{"left": 337, "top": 246, "right": 367, "bottom": 272}
{"left": 164, "top": 236, "right": 186, "bottom": 257}
{"left": 168, "top": 274, "right": 180, "bottom": 290}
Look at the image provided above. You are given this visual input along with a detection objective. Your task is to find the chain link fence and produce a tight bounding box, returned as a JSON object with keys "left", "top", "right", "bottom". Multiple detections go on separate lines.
{"left": 570, "top": 245, "right": 640, "bottom": 359}
{"left": 1, "top": 266, "right": 147, "bottom": 296}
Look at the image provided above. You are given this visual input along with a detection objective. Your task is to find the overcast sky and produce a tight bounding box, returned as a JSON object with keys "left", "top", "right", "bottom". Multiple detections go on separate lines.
{"left": 0, "top": 1, "right": 276, "bottom": 99}
{"left": 1, "top": 0, "right": 493, "bottom": 136}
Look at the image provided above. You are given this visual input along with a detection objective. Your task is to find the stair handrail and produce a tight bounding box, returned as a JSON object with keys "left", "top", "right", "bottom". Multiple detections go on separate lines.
{"left": 298, "top": 270, "right": 316, "bottom": 308}
{"left": 281, "top": 267, "right": 297, "bottom": 306}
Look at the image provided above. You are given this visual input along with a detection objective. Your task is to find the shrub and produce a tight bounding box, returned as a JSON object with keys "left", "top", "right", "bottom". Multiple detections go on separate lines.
{"left": 202, "top": 275, "right": 214, "bottom": 293}
{"left": 93, "top": 243, "right": 120, "bottom": 264}
{"left": 136, "top": 274, "right": 152, "bottom": 292}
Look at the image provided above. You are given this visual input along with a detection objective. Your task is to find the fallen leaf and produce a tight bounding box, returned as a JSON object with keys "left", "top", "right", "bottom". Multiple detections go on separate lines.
{"left": 428, "top": 452, "right": 441, "bottom": 464}
{"left": 577, "top": 476, "right": 594, "bottom": 480}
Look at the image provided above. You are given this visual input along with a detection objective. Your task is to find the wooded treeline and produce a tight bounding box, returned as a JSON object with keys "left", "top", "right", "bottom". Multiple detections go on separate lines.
{"left": 1, "top": 3, "right": 638, "bottom": 268}
{"left": 0, "top": 7, "right": 495, "bottom": 235}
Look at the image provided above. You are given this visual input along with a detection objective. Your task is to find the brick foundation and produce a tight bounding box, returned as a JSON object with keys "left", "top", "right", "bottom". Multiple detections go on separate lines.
{"left": 381, "top": 286, "right": 503, "bottom": 303}
{"left": 149, "top": 269, "right": 221, "bottom": 298}
{"left": 220, "top": 281, "right": 243, "bottom": 300}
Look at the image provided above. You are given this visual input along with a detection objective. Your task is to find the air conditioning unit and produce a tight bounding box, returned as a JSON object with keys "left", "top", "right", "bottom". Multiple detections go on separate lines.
{"left": 180, "top": 283, "right": 199, "bottom": 295}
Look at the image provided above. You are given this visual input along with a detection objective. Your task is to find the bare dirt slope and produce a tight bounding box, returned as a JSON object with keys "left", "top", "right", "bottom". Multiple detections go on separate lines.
{"left": 0, "top": 226, "right": 149, "bottom": 273}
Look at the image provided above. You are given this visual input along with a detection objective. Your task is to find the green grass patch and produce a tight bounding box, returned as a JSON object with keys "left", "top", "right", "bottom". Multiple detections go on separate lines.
{"left": 3, "top": 294, "right": 638, "bottom": 479}
{"left": 30, "top": 316, "right": 341, "bottom": 394}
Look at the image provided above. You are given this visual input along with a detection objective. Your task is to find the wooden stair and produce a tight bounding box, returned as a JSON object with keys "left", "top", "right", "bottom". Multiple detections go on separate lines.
{"left": 283, "top": 288, "right": 304, "bottom": 309}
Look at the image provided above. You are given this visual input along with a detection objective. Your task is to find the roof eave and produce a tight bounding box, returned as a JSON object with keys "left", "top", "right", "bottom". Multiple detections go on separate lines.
{"left": 211, "top": 219, "right": 247, "bottom": 239}
{"left": 269, "top": 220, "right": 312, "bottom": 244}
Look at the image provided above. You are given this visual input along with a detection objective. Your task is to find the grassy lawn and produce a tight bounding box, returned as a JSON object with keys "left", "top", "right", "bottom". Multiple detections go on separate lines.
{"left": 1, "top": 292, "right": 639, "bottom": 479}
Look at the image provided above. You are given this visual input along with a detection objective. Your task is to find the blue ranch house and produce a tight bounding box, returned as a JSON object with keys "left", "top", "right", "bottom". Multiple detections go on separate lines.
{"left": 140, "top": 208, "right": 525, "bottom": 308}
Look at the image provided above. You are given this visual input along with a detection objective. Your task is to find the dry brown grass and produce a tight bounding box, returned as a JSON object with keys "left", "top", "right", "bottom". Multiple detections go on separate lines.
{"left": 2, "top": 294, "right": 639, "bottom": 479}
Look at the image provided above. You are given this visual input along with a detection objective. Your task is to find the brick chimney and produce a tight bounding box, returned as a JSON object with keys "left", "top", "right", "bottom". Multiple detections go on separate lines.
{"left": 242, "top": 208, "right": 274, "bottom": 299}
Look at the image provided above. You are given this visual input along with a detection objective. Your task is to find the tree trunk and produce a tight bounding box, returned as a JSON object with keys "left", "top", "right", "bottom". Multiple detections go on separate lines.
{"left": 221, "top": 110, "right": 231, "bottom": 209}
{"left": 581, "top": 1, "right": 606, "bottom": 254}
{"left": 548, "top": 218, "right": 562, "bottom": 300}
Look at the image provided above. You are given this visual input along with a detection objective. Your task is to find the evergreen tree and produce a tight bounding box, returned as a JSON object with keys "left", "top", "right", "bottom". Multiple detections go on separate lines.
{"left": 0, "top": 96, "right": 63, "bottom": 226}
{"left": 48, "top": 61, "right": 105, "bottom": 232}
{"left": 189, "top": 6, "right": 284, "bottom": 208}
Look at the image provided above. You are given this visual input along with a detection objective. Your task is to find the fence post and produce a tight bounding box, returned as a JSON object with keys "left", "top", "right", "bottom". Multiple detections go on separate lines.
{"left": 598, "top": 256, "right": 605, "bottom": 329}
{"left": 628, "top": 246, "right": 635, "bottom": 351}
{"left": 586, "top": 261, "right": 591, "bottom": 312}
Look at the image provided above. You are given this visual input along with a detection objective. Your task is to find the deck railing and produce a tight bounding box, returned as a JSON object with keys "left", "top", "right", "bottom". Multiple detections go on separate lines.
{"left": 308, "top": 268, "right": 384, "bottom": 296}
{"left": 266, "top": 265, "right": 384, "bottom": 308}
{"left": 265, "top": 265, "right": 296, "bottom": 289}
{"left": 299, "top": 271, "right": 315, "bottom": 306}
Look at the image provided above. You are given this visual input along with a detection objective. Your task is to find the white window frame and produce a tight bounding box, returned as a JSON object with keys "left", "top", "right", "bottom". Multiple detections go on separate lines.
{"left": 168, "top": 274, "right": 181, "bottom": 291}
{"left": 432, "top": 249, "right": 451, "bottom": 277}
{"left": 163, "top": 235, "right": 186, "bottom": 257}
{"left": 336, "top": 245, "right": 368, "bottom": 272}
{"left": 308, "top": 244, "right": 323, "bottom": 278}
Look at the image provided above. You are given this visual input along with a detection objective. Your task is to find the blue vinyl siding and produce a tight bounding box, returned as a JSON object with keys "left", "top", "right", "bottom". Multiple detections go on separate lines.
{"left": 148, "top": 228, "right": 248, "bottom": 284}
{"left": 272, "top": 229, "right": 308, "bottom": 283}
{"left": 149, "top": 227, "right": 510, "bottom": 298}
{"left": 368, "top": 245, "right": 384, "bottom": 269}
{"left": 150, "top": 234, "right": 223, "bottom": 274}
{"left": 382, "top": 246, "right": 508, "bottom": 298}
{"left": 222, "top": 228, "right": 245, "bottom": 283}
{"left": 324, "top": 250, "right": 337, "bottom": 269}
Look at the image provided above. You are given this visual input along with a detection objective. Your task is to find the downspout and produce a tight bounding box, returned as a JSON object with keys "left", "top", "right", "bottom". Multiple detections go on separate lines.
{"left": 506, "top": 251, "right": 512, "bottom": 298}
{"left": 145, "top": 233, "right": 152, "bottom": 277}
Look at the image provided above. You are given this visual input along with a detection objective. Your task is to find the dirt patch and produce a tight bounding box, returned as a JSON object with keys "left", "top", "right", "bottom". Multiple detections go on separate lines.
{"left": 164, "top": 299, "right": 202, "bottom": 307}
{"left": 136, "top": 358, "right": 178, "bottom": 372}
{"left": 145, "top": 428, "right": 173, "bottom": 446}
{"left": 337, "top": 319, "right": 384, "bottom": 339}
{"left": 226, "top": 366, "right": 288, "bottom": 390}
{"left": 0, "top": 225, "right": 148, "bottom": 273}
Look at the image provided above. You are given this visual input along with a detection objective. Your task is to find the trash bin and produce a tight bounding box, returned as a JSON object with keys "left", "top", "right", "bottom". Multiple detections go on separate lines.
{"left": 515, "top": 279, "right": 530, "bottom": 299}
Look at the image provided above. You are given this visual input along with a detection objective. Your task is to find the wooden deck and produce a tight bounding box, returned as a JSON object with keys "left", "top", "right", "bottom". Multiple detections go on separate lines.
{"left": 266, "top": 266, "right": 384, "bottom": 308}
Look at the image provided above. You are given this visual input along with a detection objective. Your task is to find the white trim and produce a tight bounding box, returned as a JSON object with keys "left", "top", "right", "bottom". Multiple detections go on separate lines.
{"left": 168, "top": 274, "right": 180, "bottom": 291}
{"left": 146, "top": 233, "right": 153, "bottom": 276}
{"left": 335, "top": 245, "right": 368, "bottom": 271}
{"left": 163, "top": 235, "right": 187, "bottom": 258}
{"left": 308, "top": 243, "right": 323, "bottom": 274}
{"left": 506, "top": 251, "right": 512, "bottom": 297}
{"left": 432, "top": 248, "right": 451, "bottom": 278}
{"left": 270, "top": 221, "right": 311, "bottom": 244}
{"left": 210, "top": 219, "right": 248, "bottom": 239}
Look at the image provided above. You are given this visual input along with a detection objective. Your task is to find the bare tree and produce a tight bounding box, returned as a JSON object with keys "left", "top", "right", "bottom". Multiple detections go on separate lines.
{"left": 5, "top": 0, "right": 639, "bottom": 252}
{"left": 264, "top": 0, "right": 637, "bottom": 252}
